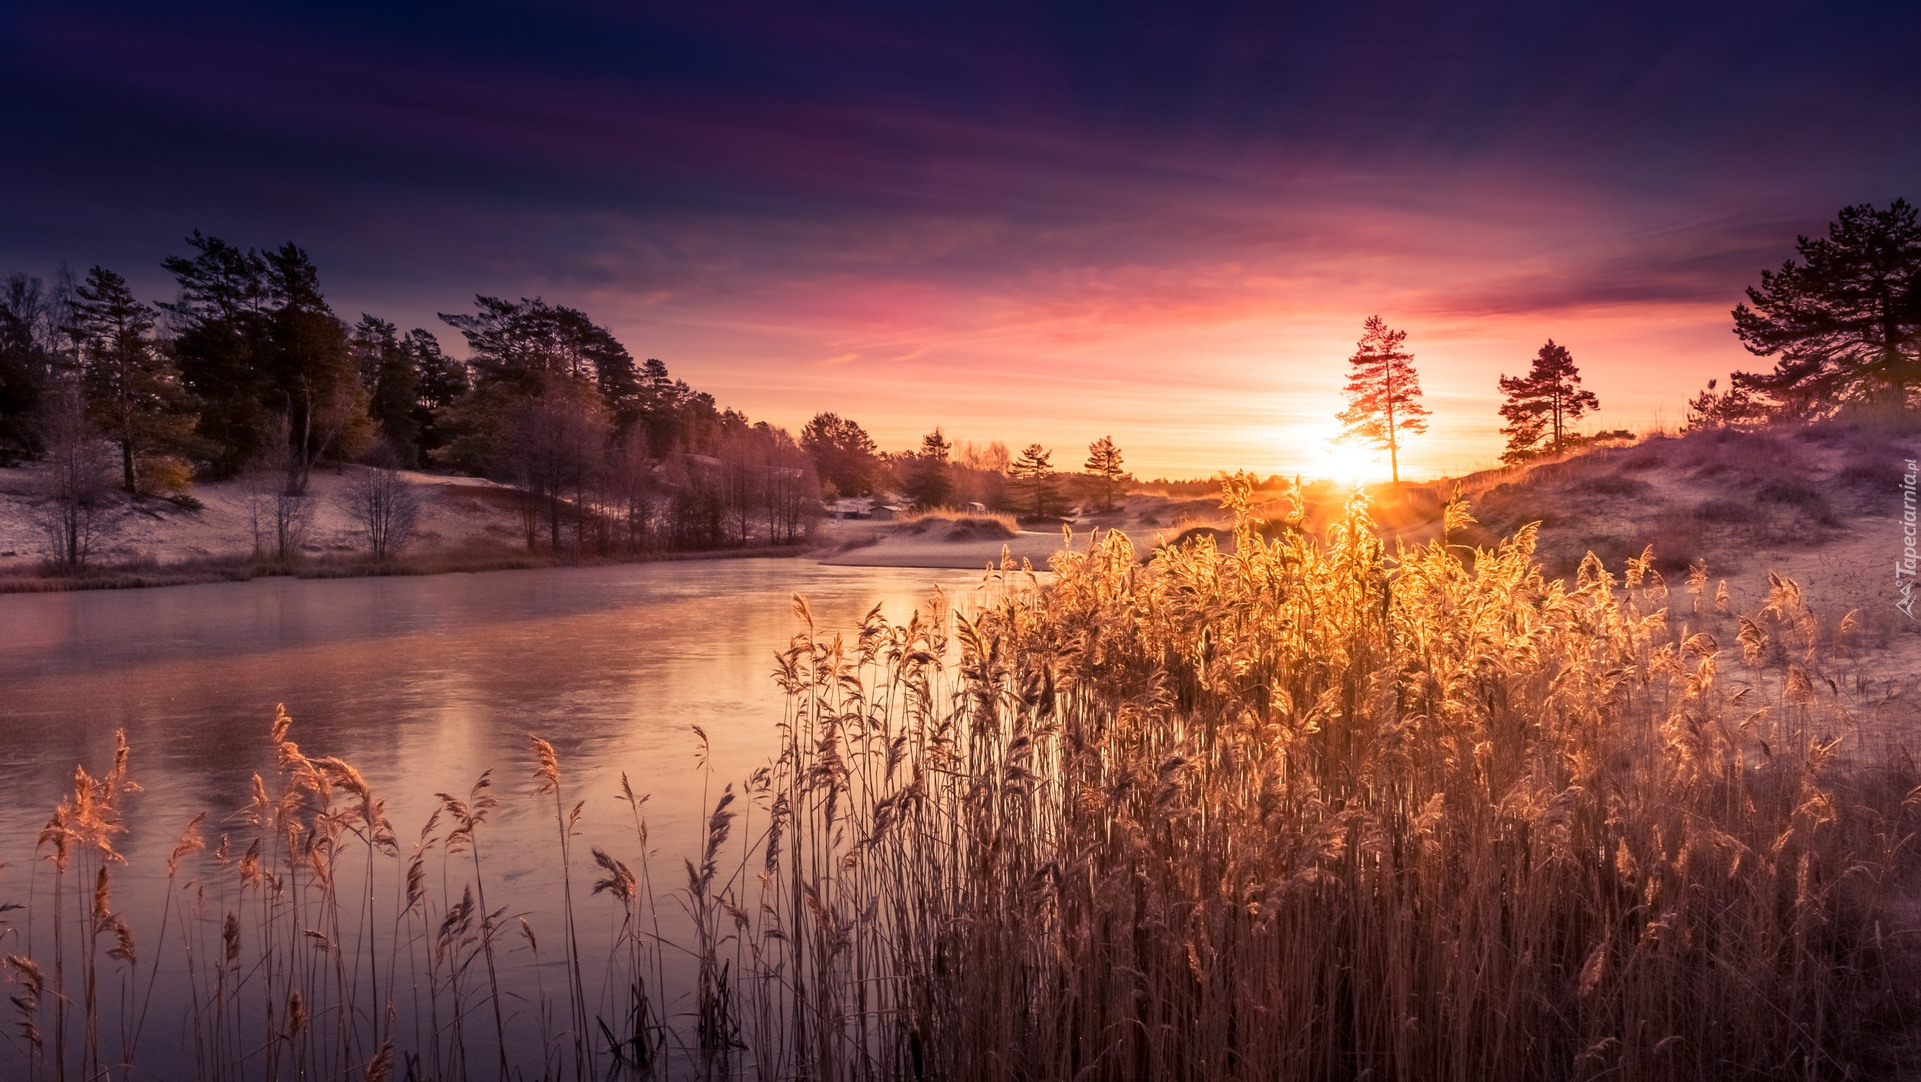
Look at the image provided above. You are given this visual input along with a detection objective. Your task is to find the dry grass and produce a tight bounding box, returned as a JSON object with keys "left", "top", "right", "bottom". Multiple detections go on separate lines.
{"left": 3, "top": 478, "right": 1918, "bottom": 1080}
{"left": 897, "top": 508, "right": 1021, "bottom": 541}
{"left": 1420, "top": 417, "right": 1915, "bottom": 587}
{"left": 740, "top": 480, "right": 1921, "bottom": 1080}
{"left": 897, "top": 506, "right": 1018, "bottom": 528}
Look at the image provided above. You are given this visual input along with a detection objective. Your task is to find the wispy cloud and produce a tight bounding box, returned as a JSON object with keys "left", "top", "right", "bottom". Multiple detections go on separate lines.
{"left": 2, "top": 0, "right": 1917, "bottom": 475}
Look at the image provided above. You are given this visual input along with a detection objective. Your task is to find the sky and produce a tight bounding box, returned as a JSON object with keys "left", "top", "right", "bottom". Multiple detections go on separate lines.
{"left": 2, "top": 0, "right": 1918, "bottom": 479}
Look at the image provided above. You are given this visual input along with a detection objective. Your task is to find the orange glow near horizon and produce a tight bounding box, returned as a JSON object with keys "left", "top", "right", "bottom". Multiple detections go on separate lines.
{"left": 1300, "top": 424, "right": 1397, "bottom": 486}
{"left": 7, "top": 3, "right": 1906, "bottom": 485}
{"left": 507, "top": 177, "right": 1785, "bottom": 483}
{"left": 586, "top": 277, "right": 1755, "bottom": 482}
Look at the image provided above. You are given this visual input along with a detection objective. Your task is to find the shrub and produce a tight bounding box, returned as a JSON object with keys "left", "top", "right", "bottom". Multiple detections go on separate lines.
{"left": 899, "top": 507, "right": 1020, "bottom": 538}
{"left": 338, "top": 454, "right": 426, "bottom": 563}
{"left": 1754, "top": 479, "right": 1837, "bottom": 524}
{"left": 1636, "top": 507, "right": 1706, "bottom": 572}
{"left": 1693, "top": 498, "right": 1750, "bottom": 523}
{"left": 1833, "top": 459, "right": 1903, "bottom": 492}
{"left": 1576, "top": 473, "right": 1651, "bottom": 497}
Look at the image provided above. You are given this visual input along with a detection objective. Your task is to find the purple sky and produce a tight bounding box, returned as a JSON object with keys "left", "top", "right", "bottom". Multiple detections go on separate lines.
{"left": 3, "top": 1, "right": 1918, "bottom": 476}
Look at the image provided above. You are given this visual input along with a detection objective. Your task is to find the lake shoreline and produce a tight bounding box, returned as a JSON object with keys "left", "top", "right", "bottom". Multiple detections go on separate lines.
{"left": 0, "top": 521, "right": 1094, "bottom": 595}
{"left": 0, "top": 540, "right": 817, "bottom": 594}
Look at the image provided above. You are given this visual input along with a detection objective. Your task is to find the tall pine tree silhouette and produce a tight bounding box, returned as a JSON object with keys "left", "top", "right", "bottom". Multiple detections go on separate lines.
{"left": 1732, "top": 198, "right": 1921, "bottom": 412}
{"left": 1336, "top": 316, "right": 1428, "bottom": 483}
{"left": 1012, "top": 443, "right": 1056, "bottom": 517}
{"left": 68, "top": 265, "right": 195, "bottom": 493}
{"left": 1083, "top": 435, "right": 1124, "bottom": 511}
{"left": 1497, "top": 339, "right": 1599, "bottom": 462}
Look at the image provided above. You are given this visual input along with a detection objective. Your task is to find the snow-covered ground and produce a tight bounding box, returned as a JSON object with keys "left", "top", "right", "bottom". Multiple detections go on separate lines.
{"left": 0, "top": 462, "right": 527, "bottom": 574}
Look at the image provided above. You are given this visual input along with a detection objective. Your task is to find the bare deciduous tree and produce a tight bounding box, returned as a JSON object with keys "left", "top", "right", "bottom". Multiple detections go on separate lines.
{"left": 602, "top": 427, "right": 658, "bottom": 554}
{"left": 339, "top": 443, "right": 424, "bottom": 563}
{"left": 33, "top": 385, "right": 116, "bottom": 572}
{"left": 242, "top": 414, "right": 314, "bottom": 562}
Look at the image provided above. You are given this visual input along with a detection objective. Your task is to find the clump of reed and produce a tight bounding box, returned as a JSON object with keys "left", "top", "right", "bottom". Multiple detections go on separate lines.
{"left": 737, "top": 477, "right": 1920, "bottom": 1080}
{"left": 1, "top": 712, "right": 676, "bottom": 1082}
{"left": 896, "top": 507, "right": 1022, "bottom": 540}
{"left": 2, "top": 477, "right": 1916, "bottom": 1081}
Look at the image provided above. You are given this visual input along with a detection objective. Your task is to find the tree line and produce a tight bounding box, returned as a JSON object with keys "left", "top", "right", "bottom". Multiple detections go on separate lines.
{"left": 0, "top": 233, "right": 1140, "bottom": 569}
{"left": 1334, "top": 314, "right": 1620, "bottom": 482}
{"left": 9, "top": 196, "right": 1899, "bottom": 565}
{"left": 1334, "top": 198, "right": 1918, "bottom": 478}
{"left": 801, "top": 417, "right": 1130, "bottom": 519}
{"left": 0, "top": 234, "right": 832, "bottom": 564}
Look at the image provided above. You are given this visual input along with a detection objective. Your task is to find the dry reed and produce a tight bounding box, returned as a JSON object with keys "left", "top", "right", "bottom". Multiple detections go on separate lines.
{"left": 1, "top": 478, "right": 1916, "bottom": 1081}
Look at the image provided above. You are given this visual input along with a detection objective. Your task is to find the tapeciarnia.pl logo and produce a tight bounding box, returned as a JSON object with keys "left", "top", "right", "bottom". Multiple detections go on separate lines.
{"left": 1899, "top": 458, "right": 1918, "bottom": 619}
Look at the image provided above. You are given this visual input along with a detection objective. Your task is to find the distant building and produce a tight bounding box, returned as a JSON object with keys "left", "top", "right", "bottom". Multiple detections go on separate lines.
{"left": 829, "top": 497, "right": 907, "bottom": 520}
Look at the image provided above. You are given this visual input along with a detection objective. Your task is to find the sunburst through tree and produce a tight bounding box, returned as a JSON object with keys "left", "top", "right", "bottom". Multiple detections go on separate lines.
{"left": 1336, "top": 315, "right": 1429, "bottom": 484}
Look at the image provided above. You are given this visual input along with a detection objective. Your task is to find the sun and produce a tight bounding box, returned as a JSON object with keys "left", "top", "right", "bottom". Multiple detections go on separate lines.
{"left": 1295, "top": 424, "right": 1390, "bottom": 485}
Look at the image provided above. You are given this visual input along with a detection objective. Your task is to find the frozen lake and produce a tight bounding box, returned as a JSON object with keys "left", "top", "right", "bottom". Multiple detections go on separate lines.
{"left": 0, "top": 558, "right": 994, "bottom": 1076}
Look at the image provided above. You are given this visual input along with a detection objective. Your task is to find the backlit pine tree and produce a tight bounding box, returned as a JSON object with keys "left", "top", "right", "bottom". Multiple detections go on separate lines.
{"left": 800, "top": 411, "right": 880, "bottom": 497}
{"left": 902, "top": 428, "right": 952, "bottom": 508}
{"left": 1683, "top": 377, "right": 1771, "bottom": 431}
{"left": 1731, "top": 198, "right": 1921, "bottom": 413}
{"left": 1496, "top": 339, "right": 1600, "bottom": 463}
{"left": 1011, "top": 443, "right": 1056, "bottom": 518}
{"left": 1335, "top": 315, "right": 1428, "bottom": 483}
{"left": 68, "top": 265, "right": 196, "bottom": 494}
{"left": 1084, "top": 435, "right": 1125, "bottom": 511}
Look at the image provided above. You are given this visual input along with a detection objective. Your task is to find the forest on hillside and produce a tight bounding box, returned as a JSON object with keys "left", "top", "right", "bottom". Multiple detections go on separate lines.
{"left": 3, "top": 197, "right": 1916, "bottom": 571}
{"left": 0, "top": 234, "right": 1129, "bottom": 569}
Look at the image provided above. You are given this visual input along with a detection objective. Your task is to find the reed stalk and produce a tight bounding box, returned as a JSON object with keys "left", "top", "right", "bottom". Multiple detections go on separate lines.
{"left": 2, "top": 484, "right": 1917, "bottom": 1081}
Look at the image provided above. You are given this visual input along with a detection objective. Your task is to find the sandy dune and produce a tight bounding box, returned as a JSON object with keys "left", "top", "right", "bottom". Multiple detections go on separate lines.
{"left": 815, "top": 521, "right": 1071, "bottom": 569}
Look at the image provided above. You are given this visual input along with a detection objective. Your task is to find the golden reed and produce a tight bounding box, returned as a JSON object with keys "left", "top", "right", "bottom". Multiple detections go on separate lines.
{"left": 3, "top": 479, "right": 1916, "bottom": 1080}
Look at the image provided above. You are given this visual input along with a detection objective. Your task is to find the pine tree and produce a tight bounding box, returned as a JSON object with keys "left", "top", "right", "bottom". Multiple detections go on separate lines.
{"left": 68, "top": 266, "right": 196, "bottom": 494}
{"left": 407, "top": 329, "right": 468, "bottom": 463}
{"left": 1683, "top": 378, "right": 1771, "bottom": 432}
{"left": 1496, "top": 340, "right": 1600, "bottom": 463}
{"left": 800, "top": 411, "right": 880, "bottom": 496}
{"left": 1084, "top": 435, "right": 1125, "bottom": 511}
{"left": 263, "top": 243, "right": 370, "bottom": 492}
{"left": 0, "top": 274, "right": 54, "bottom": 464}
{"left": 352, "top": 315, "right": 421, "bottom": 465}
{"left": 1335, "top": 316, "right": 1428, "bottom": 484}
{"left": 902, "top": 428, "right": 952, "bottom": 508}
{"left": 438, "top": 296, "right": 641, "bottom": 425}
{"left": 1011, "top": 443, "right": 1056, "bottom": 518}
{"left": 160, "top": 232, "right": 273, "bottom": 476}
{"left": 1731, "top": 198, "right": 1921, "bottom": 412}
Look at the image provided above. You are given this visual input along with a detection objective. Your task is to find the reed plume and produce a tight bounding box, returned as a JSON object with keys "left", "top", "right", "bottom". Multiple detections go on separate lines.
{"left": 1, "top": 481, "right": 1916, "bottom": 1081}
